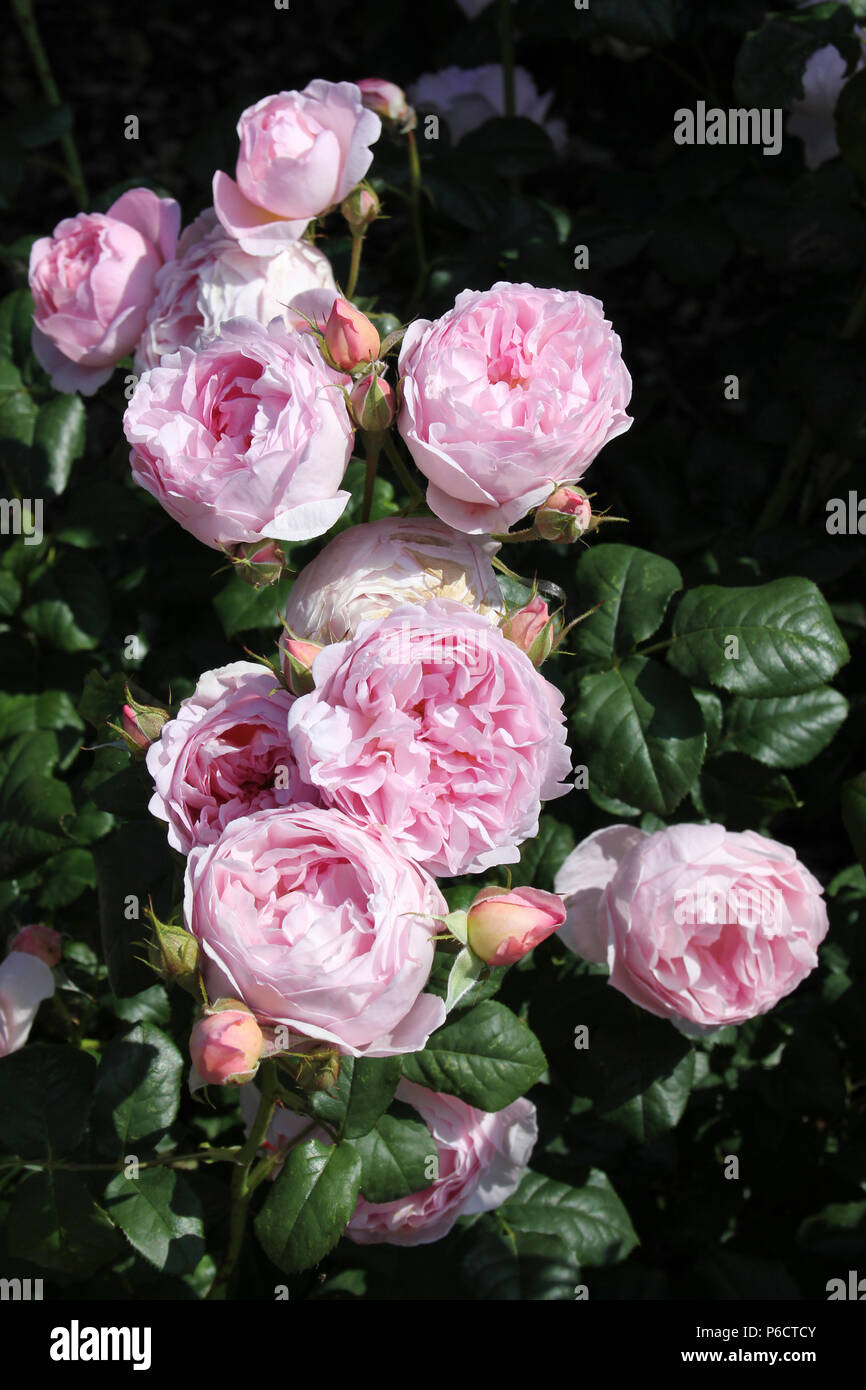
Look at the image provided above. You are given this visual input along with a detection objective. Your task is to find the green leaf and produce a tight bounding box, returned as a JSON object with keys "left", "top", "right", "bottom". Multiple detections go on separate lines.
{"left": 0, "top": 690, "right": 83, "bottom": 742}
{"left": 798, "top": 1201, "right": 866, "bottom": 1259}
{"left": 0, "top": 1044, "right": 95, "bottom": 1159}
{"left": 309, "top": 1056, "right": 402, "bottom": 1140}
{"left": 721, "top": 687, "right": 848, "bottom": 767}
{"left": 445, "top": 947, "right": 484, "bottom": 1013}
{"left": 669, "top": 578, "right": 849, "bottom": 696}
{"left": 213, "top": 572, "right": 293, "bottom": 638}
{"left": 103, "top": 984, "right": 171, "bottom": 1028}
{"left": 601, "top": 1049, "right": 696, "bottom": 1143}
{"left": 104, "top": 1167, "right": 205, "bottom": 1274}
{"left": 458, "top": 118, "right": 555, "bottom": 176}
{"left": 92, "top": 1022, "right": 183, "bottom": 1155}
{"left": 33, "top": 394, "right": 86, "bottom": 494}
{"left": 0, "top": 731, "right": 75, "bottom": 874}
{"left": 588, "top": 0, "right": 675, "bottom": 46}
{"left": 735, "top": 11, "right": 858, "bottom": 109}
{"left": 500, "top": 1168, "right": 638, "bottom": 1267}
{"left": 346, "top": 1114, "right": 438, "bottom": 1203}
{"left": 254, "top": 1139, "right": 362, "bottom": 1273}
{"left": 572, "top": 657, "right": 706, "bottom": 815}
{"left": 841, "top": 771, "right": 866, "bottom": 872}
{"left": 463, "top": 1224, "right": 582, "bottom": 1301}
{"left": 837, "top": 67, "right": 866, "bottom": 184}
{"left": 517, "top": 814, "right": 575, "bottom": 892}
{"left": 8, "top": 1171, "right": 122, "bottom": 1276}
{"left": 573, "top": 544, "right": 683, "bottom": 668}
{"left": 401, "top": 1001, "right": 547, "bottom": 1111}
{"left": 93, "top": 818, "right": 175, "bottom": 996}
{"left": 0, "top": 359, "right": 36, "bottom": 444}
{"left": 37, "top": 846, "right": 96, "bottom": 908}
{"left": 21, "top": 559, "right": 109, "bottom": 652}
{"left": 78, "top": 669, "right": 129, "bottom": 730}
{"left": 0, "top": 288, "right": 34, "bottom": 364}
{"left": 0, "top": 570, "right": 21, "bottom": 618}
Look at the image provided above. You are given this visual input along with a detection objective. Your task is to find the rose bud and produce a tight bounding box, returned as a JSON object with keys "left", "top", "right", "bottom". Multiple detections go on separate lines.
{"left": 190, "top": 999, "right": 263, "bottom": 1086}
{"left": 340, "top": 185, "right": 381, "bottom": 238}
{"left": 356, "top": 79, "right": 417, "bottom": 133}
{"left": 535, "top": 486, "right": 594, "bottom": 543}
{"left": 281, "top": 635, "right": 322, "bottom": 695}
{"left": 148, "top": 912, "right": 201, "bottom": 992}
{"left": 501, "top": 595, "right": 556, "bottom": 666}
{"left": 323, "top": 299, "right": 380, "bottom": 372}
{"left": 350, "top": 371, "right": 395, "bottom": 433}
{"left": 466, "top": 886, "right": 566, "bottom": 966}
{"left": 230, "top": 538, "right": 287, "bottom": 589}
{"left": 12, "top": 924, "right": 62, "bottom": 969}
{"left": 112, "top": 692, "right": 171, "bottom": 757}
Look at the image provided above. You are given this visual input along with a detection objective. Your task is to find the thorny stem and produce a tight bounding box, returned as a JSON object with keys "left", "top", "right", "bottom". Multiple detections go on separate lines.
{"left": 0, "top": 1148, "right": 244, "bottom": 1173}
{"left": 11, "top": 0, "right": 88, "bottom": 208}
{"left": 492, "top": 526, "right": 541, "bottom": 544}
{"left": 362, "top": 437, "right": 381, "bottom": 523}
{"left": 406, "top": 131, "right": 429, "bottom": 315}
{"left": 383, "top": 431, "right": 425, "bottom": 507}
{"left": 345, "top": 232, "right": 364, "bottom": 300}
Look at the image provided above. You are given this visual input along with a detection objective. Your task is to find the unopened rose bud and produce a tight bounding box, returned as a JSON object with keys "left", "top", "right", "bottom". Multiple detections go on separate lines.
{"left": 230, "top": 538, "right": 287, "bottom": 589}
{"left": 466, "top": 886, "right": 566, "bottom": 966}
{"left": 501, "top": 595, "right": 556, "bottom": 666}
{"left": 356, "top": 78, "right": 417, "bottom": 133}
{"left": 535, "top": 486, "right": 594, "bottom": 543}
{"left": 111, "top": 691, "right": 170, "bottom": 757}
{"left": 278, "top": 1041, "right": 341, "bottom": 1093}
{"left": 12, "top": 923, "right": 62, "bottom": 969}
{"left": 281, "top": 635, "right": 322, "bottom": 695}
{"left": 350, "top": 371, "right": 395, "bottom": 433}
{"left": 323, "top": 298, "right": 380, "bottom": 372}
{"left": 148, "top": 913, "right": 200, "bottom": 992}
{"left": 340, "top": 185, "right": 381, "bottom": 237}
{"left": 190, "top": 1000, "right": 263, "bottom": 1086}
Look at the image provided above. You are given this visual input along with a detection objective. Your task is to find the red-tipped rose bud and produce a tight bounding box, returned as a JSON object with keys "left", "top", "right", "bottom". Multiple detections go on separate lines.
{"left": 281, "top": 636, "right": 322, "bottom": 695}
{"left": 112, "top": 692, "right": 170, "bottom": 757}
{"left": 190, "top": 999, "right": 263, "bottom": 1086}
{"left": 340, "top": 185, "right": 381, "bottom": 237}
{"left": 350, "top": 371, "right": 395, "bottom": 433}
{"left": 230, "top": 538, "right": 287, "bottom": 589}
{"left": 535, "top": 486, "right": 594, "bottom": 543}
{"left": 501, "top": 595, "right": 556, "bottom": 666}
{"left": 12, "top": 923, "right": 62, "bottom": 969}
{"left": 323, "top": 298, "right": 380, "bottom": 372}
{"left": 466, "top": 886, "right": 566, "bottom": 966}
{"left": 356, "top": 79, "right": 417, "bottom": 133}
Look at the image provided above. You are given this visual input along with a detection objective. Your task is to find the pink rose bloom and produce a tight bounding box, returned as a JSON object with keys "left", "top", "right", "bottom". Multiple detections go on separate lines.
{"left": 408, "top": 64, "right": 565, "bottom": 148}
{"left": 241, "top": 1078, "right": 536, "bottom": 1246}
{"left": 146, "top": 660, "right": 318, "bottom": 855}
{"left": 29, "top": 188, "right": 180, "bottom": 395}
{"left": 135, "top": 208, "right": 337, "bottom": 371}
{"left": 287, "top": 600, "right": 572, "bottom": 877}
{"left": 0, "top": 950, "right": 55, "bottom": 1057}
{"left": 184, "top": 806, "right": 446, "bottom": 1057}
{"left": 398, "top": 283, "right": 632, "bottom": 533}
{"left": 213, "top": 82, "right": 381, "bottom": 255}
{"left": 555, "top": 823, "right": 830, "bottom": 1031}
{"left": 124, "top": 316, "right": 355, "bottom": 549}
{"left": 281, "top": 516, "right": 504, "bottom": 646}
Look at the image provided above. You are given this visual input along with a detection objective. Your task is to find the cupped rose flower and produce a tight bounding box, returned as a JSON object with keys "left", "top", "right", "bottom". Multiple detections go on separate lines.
{"left": 29, "top": 188, "right": 180, "bottom": 395}
{"left": 189, "top": 1002, "right": 263, "bottom": 1086}
{"left": 240, "top": 1078, "right": 536, "bottom": 1245}
{"left": 287, "top": 600, "right": 572, "bottom": 877}
{"left": 466, "top": 886, "right": 566, "bottom": 966}
{"left": 408, "top": 64, "right": 565, "bottom": 148}
{"left": 280, "top": 516, "right": 504, "bottom": 647}
{"left": 146, "top": 660, "right": 318, "bottom": 855}
{"left": 184, "top": 806, "right": 446, "bottom": 1057}
{"left": 398, "top": 283, "right": 632, "bottom": 534}
{"left": 11, "top": 923, "right": 62, "bottom": 969}
{"left": 213, "top": 82, "right": 381, "bottom": 254}
{"left": 135, "top": 208, "right": 337, "bottom": 371}
{"left": 555, "top": 823, "right": 830, "bottom": 1031}
{"left": 0, "top": 950, "right": 55, "bottom": 1057}
{"left": 124, "top": 316, "right": 355, "bottom": 550}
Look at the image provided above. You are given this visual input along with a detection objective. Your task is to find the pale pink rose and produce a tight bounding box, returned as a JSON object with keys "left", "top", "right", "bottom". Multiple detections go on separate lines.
{"left": 789, "top": 44, "right": 861, "bottom": 169}
{"left": 0, "top": 951, "right": 55, "bottom": 1057}
{"left": 398, "top": 283, "right": 632, "bottom": 533}
{"left": 146, "top": 661, "right": 318, "bottom": 855}
{"left": 556, "top": 823, "right": 829, "bottom": 1030}
{"left": 189, "top": 1004, "right": 263, "bottom": 1085}
{"left": 407, "top": 64, "right": 565, "bottom": 148}
{"left": 184, "top": 806, "right": 446, "bottom": 1057}
{"left": 29, "top": 188, "right": 180, "bottom": 395}
{"left": 213, "top": 82, "right": 381, "bottom": 254}
{"left": 281, "top": 517, "right": 504, "bottom": 646}
{"left": 287, "top": 600, "right": 572, "bottom": 877}
{"left": 240, "top": 1078, "right": 536, "bottom": 1245}
{"left": 466, "top": 886, "right": 566, "bottom": 966}
{"left": 554, "top": 824, "right": 646, "bottom": 963}
{"left": 135, "top": 208, "right": 337, "bottom": 371}
{"left": 11, "top": 924, "right": 62, "bottom": 968}
{"left": 124, "top": 316, "right": 355, "bottom": 549}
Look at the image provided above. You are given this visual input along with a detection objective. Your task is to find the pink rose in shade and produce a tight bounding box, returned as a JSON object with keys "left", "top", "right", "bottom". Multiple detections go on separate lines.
{"left": 281, "top": 517, "right": 504, "bottom": 647}
{"left": 555, "top": 823, "right": 830, "bottom": 1031}
{"left": 241, "top": 1078, "right": 536, "bottom": 1246}
{"left": 11, "top": 924, "right": 62, "bottom": 968}
{"left": 145, "top": 661, "right": 318, "bottom": 856}
{"left": 124, "top": 316, "right": 355, "bottom": 550}
{"left": 134, "top": 208, "right": 337, "bottom": 371}
{"left": 183, "top": 806, "right": 447, "bottom": 1057}
{"left": 213, "top": 82, "right": 381, "bottom": 255}
{"left": 287, "top": 600, "right": 572, "bottom": 878}
{"left": 466, "top": 886, "right": 566, "bottom": 966}
{"left": 0, "top": 950, "right": 55, "bottom": 1057}
{"left": 397, "top": 283, "right": 632, "bottom": 534}
{"left": 189, "top": 1003, "right": 263, "bottom": 1086}
{"left": 28, "top": 188, "right": 180, "bottom": 395}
